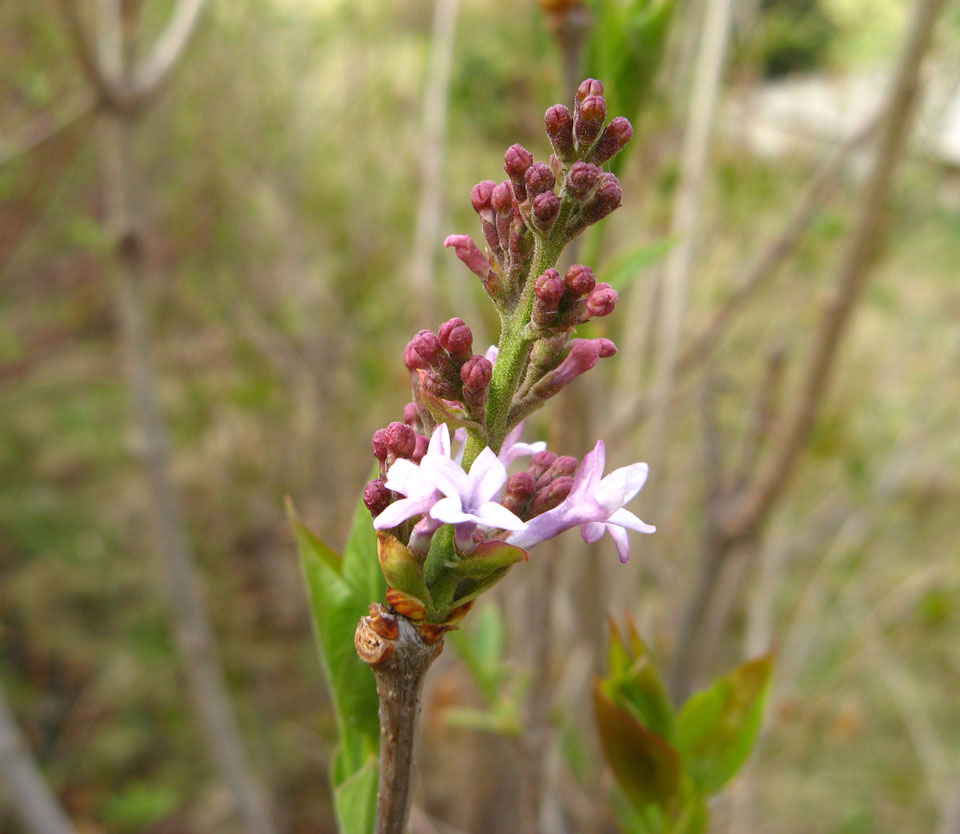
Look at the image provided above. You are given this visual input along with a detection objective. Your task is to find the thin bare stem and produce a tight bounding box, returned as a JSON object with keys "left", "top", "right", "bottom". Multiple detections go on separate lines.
{"left": 722, "top": 0, "right": 949, "bottom": 542}
{"left": 131, "top": 0, "right": 208, "bottom": 98}
{"left": 0, "top": 93, "right": 97, "bottom": 168}
{"left": 409, "top": 0, "right": 461, "bottom": 324}
{"left": 642, "top": 0, "right": 736, "bottom": 501}
{"left": 356, "top": 607, "right": 444, "bottom": 834}
{"left": 0, "top": 684, "right": 78, "bottom": 834}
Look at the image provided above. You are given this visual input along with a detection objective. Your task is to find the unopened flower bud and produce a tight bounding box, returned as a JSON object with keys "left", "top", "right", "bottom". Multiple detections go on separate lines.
{"left": 598, "top": 337, "right": 617, "bottom": 358}
{"left": 565, "top": 161, "right": 601, "bottom": 198}
{"left": 502, "top": 470, "right": 537, "bottom": 515}
{"left": 403, "top": 402, "right": 420, "bottom": 427}
{"left": 471, "top": 180, "right": 497, "bottom": 222}
{"left": 461, "top": 354, "right": 493, "bottom": 415}
{"left": 532, "top": 191, "right": 560, "bottom": 230}
{"left": 576, "top": 78, "right": 604, "bottom": 105}
{"left": 586, "top": 282, "right": 618, "bottom": 318}
{"left": 412, "top": 433, "right": 429, "bottom": 463}
{"left": 536, "top": 454, "right": 578, "bottom": 488}
{"left": 404, "top": 340, "right": 424, "bottom": 371}
{"left": 412, "top": 329, "right": 443, "bottom": 367}
{"left": 571, "top": 175, "right": 622, "bottom": 235}
{"left": 529, "top": 475, "right": 574, "bottom": 515}
{"left": 491, "top": 180, "right": 514, "bottom": 215}
{"left": 363, "top": 478, "right": 391, "bottom": 517}
{"left": 587, "top": 117, "right": 633, "bottom": 165}
{"left": 524, "top": 163, "right": 556, "bottom": 198}
{"left": 544, "top": 104, "right": 575, "bottom": 162}
{"left": 529, "top": 450, "right": 557, "bottom": 480}
{"left": 504, "top": 143, "right": 534, "bottom": 201}
{"left": 385, "top": 421, "right": 417, "bottom": 459}
{"left": 438, "top": 317, "right": 473, "bottom": 360}
{"left": 444, "top": 234, "right": 495, "bottom": 281}
{"left": 533, "top": 268, "right": 564, "bottom": 327}
{"left": 565, "top": 264, "right": 596, "bottom": 296}
{"left": 575, "top": 94, "right": 607, "bottom": 147}
{"left": 372, "top": 429, "right": 389, "bottom": 462}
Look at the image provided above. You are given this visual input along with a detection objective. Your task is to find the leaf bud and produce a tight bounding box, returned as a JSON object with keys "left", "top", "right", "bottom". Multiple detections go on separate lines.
{"left": 544, "top": 103, "right": 575, "bottom": 162}
{"left": 438, "top": 317, "right": 473, "bottom": 360}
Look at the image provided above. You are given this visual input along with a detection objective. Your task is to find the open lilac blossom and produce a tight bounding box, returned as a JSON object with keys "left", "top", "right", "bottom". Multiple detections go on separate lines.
{"left": 428, "top": 448, "right": 527, "bottom": 550}
{"left": 499, "top": 422, "right": 547, "bottom": 467}
{"left": 507, "top": 440, "right": 654, "bottom": 562}
{"left": 373, "top": 423, "right": 453, "bottom": 530}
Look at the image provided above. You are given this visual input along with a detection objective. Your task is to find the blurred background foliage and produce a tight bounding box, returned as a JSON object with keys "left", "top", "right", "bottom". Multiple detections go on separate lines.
{"left": 1, "top": 0, "right": 959, "bottom": 832}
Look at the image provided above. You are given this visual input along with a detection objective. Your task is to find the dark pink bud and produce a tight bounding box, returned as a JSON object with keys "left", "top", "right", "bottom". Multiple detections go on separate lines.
{"left": 371, "top": 429, "right": 389, "bottom": 462}
{"left": 404, "top": 340, "right": 424, "bottom": 371}
{"left": 535, "top": 269, "right": 564, "bottom": 305}
{"left": 588, "top": 117, "right": 633, "bottom": 165}
{"left": 529, "top": 450, "right": 557, "bottom": 480}
{"left": 363, "top": 478, "right": 391, "bottom": 517}
{"left": 461, "top": 355, "right": 493, "bottom": 392}
{"left": 504, "top": 143, "right": 534, "bottom": 179}
{"left": 545, "top": 104, "right": 575, "bottom": 162}
{"left": 585, "top": 175, "right": 622, "bottom": 223}
{"left": 471, "top": 180, "right": 497, "bottom": 221}
{"left": 438, "top": 317, "right": 473, "bottom": 360}
{"left": 524, "top": 163, "right": 555, "bottom": 198}
{"left": 461, "top": 354, "right": 493, "bottom": 415}
{"left": 598, "top": 337, "right": 617, "bottom": 358}
{"left": 536, "top": 454, "right": 579, "bottom": 489}
{"left": 403, "top": 402, "right": 420, "bottom": 427}
{"left": 444, "top": 234, "right": 495, "bottom": 281}
{"left": 491, "top": 180, "right": 514, "bottom": 214}
{"left": 565, "top": 264, "right": 596, "bottom": 297}
{"left": 412, "top": 433, "right": 429, "bottom": 463}
{"left": 529, "top": 476, "right": 574, "bottom": 515}
{"left": 532, "top": 191, "right": 560, "bottom": 227}
{"left": 575, "top": 95, "right": 607, "bottom": 147}
{"left": 502, "top": 470, "right": 537, "bottom": 515}
{"left": 412, "top": 329, "right": 443, "bottom": 367}
{"left": 385, "top": 421, "right": 417, "bottom": 459}
{"left": 576, "top": 78, "right": 604, "bottom": 105}
{"left": 586, "top": 282, "right": 618, "bottom": 318}
{"left": 565, "top": 161, "right": 601, "bottom": 198}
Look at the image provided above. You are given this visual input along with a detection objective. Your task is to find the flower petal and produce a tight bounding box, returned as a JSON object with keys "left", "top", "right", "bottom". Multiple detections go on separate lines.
{"left": 429, "top": 495, "right": 470, "bottom": 524}
{"left": 608, "top": 507, "right": 656, "bottom": 534}
{"left": 421, "top": 454, "right": 470, "bottom": 498}
{"left": 427, "top": 422, "right": 452, "bottom": 457}
{"left": 606, "top": 522, "right": 632, "bottom": 563}
{"left": 580, "top": 521, "right": 606, "bottom": 543}
{"left": 571, "top": 440, "right": 606, "bottom": 497}
{"left": 375, "top": 497, "right": 427, "bottom": 529}
{"left": 472, "top": 501, "right": 527, "bottom": 531}
{"left": 383, "top": 458, "right": 423, "bottom": 495}
{"left": 469, "top": 447, "right": 509, "bottom": 507}
{"left": 595, "top": 462, "right": 649, "bottom": 510}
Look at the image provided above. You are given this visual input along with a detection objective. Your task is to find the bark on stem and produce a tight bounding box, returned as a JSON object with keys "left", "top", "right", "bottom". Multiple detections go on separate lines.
{"left": 356, "top": 605, "right": 444, "bottom": 834}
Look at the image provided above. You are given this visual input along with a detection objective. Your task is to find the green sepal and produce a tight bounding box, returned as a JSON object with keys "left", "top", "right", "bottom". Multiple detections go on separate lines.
{"left": 377, "top": 531, "right": 433, "bottom": 610}
{"left": 593, "top": 682, "right": 683, "bottom": 812}
{"left": 675, "top": 651, "right": 775, "bottom": 794}
{"left": 454, "top": 540, "right": 529, "bottom": 579}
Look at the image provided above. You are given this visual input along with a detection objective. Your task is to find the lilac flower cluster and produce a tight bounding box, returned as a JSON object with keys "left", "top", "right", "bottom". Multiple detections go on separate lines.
{"left": 362, "top": 79, "right": 653, "bottom": 624}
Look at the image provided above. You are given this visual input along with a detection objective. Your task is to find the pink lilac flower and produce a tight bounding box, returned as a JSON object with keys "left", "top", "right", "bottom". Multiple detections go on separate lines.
{"left": 506, "top": 440, "right": 655, "bottom": 562}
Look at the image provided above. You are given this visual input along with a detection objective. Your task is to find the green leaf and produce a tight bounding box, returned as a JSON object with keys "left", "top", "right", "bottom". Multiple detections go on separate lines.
{"left": 342, "top": 491, "right": 387, "bottom": 605}
{"left": 449, "top": 566, "right": 512, "bottom": 608}
{"left": 454, "top": 540, "right": 529, "bottom": 578}
{"left": 594, "top": 683, "right": 682, "bottom": 812}
{"left": 290, "top": 501, "right": 381, "bottom": 778}
{"left": 602, "top": 237, "right": 675, "bottom": 292}
{"left": 604, "top": 619, "right": 675, "bottom": 742}
{"left": 672, "top": 790, "right": 708, "bottom": 834}
{"left": 333, "top": 755, "right": 378, "bottom": 834}
{"left": 675, "top": 652, "right": 774, "bottom": 794}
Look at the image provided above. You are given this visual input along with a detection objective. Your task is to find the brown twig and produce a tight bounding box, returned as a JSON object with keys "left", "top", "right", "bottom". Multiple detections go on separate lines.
{"left": 0, "top": 684, "right": 78, "bottom": 834}
{"left": 721, "top": 0, "right": 949, "bottom": 543}
{"left": 356, "top": 606, "right": 444, "bottom": 834}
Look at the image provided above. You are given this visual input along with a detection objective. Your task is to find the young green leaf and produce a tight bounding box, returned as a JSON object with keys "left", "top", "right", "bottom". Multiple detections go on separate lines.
{"left": 342, "top": 491, "right": 387, "bottom": 605}
{"left": 675, "top": 652, "right": 774, "bottom": 794}
{"left": 333, "top": 755, "right": 379, "bottom": 834}
{"left": 594, "top": 682, "right": 682, "bottom": 812}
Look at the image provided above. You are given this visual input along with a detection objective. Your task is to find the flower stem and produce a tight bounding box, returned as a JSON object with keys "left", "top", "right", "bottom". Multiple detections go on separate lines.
{"left": 356, "top": 608, "right": 444, "bottom": 834}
